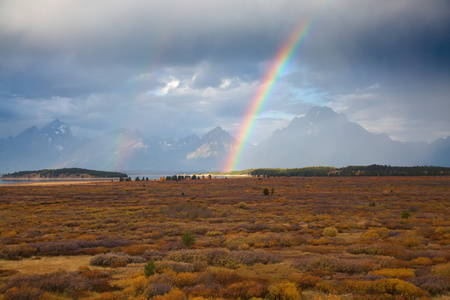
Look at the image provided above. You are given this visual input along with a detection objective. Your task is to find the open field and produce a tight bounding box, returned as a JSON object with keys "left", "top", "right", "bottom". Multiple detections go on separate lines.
{"left": 0, "top": 176, "right": 449, "bottom": 299}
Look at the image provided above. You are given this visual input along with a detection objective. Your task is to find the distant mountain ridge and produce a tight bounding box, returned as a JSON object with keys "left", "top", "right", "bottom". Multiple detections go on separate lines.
{"left": 0, "top": 121, "right": 236, "bottom": 172}
{"left": 185, "top": 127, "right": 235, "bottom": 169}
{"left": 0, "top": 119, "right": 78, "bottom": 172}
{"left": 0, "top": 106, "right": 448, "bottom": 172}
{"left": 242, "top": 106, "right": 449, "bottom": 169}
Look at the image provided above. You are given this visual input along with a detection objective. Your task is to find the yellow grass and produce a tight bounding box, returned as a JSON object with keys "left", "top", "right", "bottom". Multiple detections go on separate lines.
{"left": 0, "top": 180, "right": 100, "bottom": 187}
{"left": 0, "top": 255, "right": 93, "bottom": 275}
{"left": 338, "top": 232, "right": 362, "bottom": 243}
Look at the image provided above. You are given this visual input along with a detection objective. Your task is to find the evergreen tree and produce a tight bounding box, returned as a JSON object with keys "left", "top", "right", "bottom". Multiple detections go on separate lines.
{"left": 181, "top": 232, "right": 195, "bottom": 247}
{"left": 144, "top": 260, "right": 155, "bottom": 277}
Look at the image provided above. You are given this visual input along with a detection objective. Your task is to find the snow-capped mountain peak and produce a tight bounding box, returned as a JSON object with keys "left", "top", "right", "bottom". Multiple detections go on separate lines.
{"left": 41, "top": 119, "right": 73, "bottom": 141}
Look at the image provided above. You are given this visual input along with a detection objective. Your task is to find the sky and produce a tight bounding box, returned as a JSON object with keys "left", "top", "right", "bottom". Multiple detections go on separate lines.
{"left": 1, "top": 0, "right": 449, "bottom": 143}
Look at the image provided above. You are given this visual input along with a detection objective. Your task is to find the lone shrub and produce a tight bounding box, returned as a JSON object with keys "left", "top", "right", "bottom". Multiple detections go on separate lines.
{"left": 323, "top": 227, "right": 338, "bottom": 237}
{"left": 263, "top": 188, "right": 270, "bottom": 196}
{"left": 181, "top": 232, "right": 195, "bottom": 248}
{"left": 360, "top": 229, "right": 381, "bottom": 240}
{"left": 145, "top": 260, "right": 156, "bottom": 277}
{"left": 238, "top": 202, "right": 247, "bottom": 209}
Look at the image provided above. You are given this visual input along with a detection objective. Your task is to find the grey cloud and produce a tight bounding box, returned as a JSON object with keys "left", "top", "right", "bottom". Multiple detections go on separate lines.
{"left": 303, "top": 0, "right": 450, "bottom": 84}
{"left": 0, "top": 0, "right": 449, "bottom": 144}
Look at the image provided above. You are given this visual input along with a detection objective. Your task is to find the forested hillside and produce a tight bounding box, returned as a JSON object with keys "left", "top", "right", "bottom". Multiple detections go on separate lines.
{"left": 2, "top": 168, "right": 128, "bottom": 179}
{"left": 227, "top": 165, "right": 450, "bottom": 177}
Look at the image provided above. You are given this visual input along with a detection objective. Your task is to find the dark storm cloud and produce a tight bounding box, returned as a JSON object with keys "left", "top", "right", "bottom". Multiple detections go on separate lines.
{"left": 0, "top": 0, "right": 448, "bottom": 142}
{"left": 302, "top": 0, "right": 450, "bottom": 86}
{"left": 293, "top": 0, "right": 450, "bottom": 141}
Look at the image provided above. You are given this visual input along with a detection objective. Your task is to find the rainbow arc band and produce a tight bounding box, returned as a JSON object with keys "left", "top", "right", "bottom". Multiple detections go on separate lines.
{"left": 223, "top": 21, "right": 313, "bottom": 172}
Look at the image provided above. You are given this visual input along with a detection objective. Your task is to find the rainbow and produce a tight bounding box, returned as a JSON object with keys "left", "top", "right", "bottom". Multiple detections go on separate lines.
{"left": 223, "top": 0, "right": 334, "bottom": 172}
{"left": 104, "top": 129, "right": 136, "bottom": 170}
{"left": 223, "top": 22, "right": 314, "bottom": 172}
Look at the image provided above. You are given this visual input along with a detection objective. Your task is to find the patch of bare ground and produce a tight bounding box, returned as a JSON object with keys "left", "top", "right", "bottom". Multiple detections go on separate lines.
{"left": 0, "top": 256, "right": 93, "bottom": 275}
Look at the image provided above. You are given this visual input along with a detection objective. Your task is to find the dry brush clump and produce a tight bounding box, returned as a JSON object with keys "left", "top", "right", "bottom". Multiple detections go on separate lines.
{"left": 221, "top": 279, "right": 267, "bottom": 299}
{"left": 291, "top": 273, "right": 322, "bottom": 289}
{"left": 298, "top": 245, "right": 345, "bottom": 255}
{"left": 129, "top": 268, "right": 274, "bottom": 299}
{"left": 267, "top": 281, "right": 301, "bottom": 300}
{"left": 224, "top": 232, "right": 303, "bottom": 250}
{"left": 163, "top": 201, "right": 213, "bottom": 220}
{"left": 369, "top": 268, "right": 416, "bottom": 280}
{"left": 337, "top": 278, "right": 425, "bottom": 298}
{"left": 155, "top": 261, "right": 198, "bottom": 273}
{"left": 292, "top": 254, "right": 374, "bottom": 274}
{"left": 409, "top": 274, "right": 450, "bottom": 295}
{"left": 143, "top": 249, "right": 167, "bottom": 261}
{"left": 2, "top": 268, "right": 117, "bottom": 299}
{"left": 0, "top": 244, "right": 37, "bottom": 260}
{"left": 346, "top": 243, "right": 384, "bottom": 255}
{"left": 322, "top": 227, "right": 338, "bottom": 237}
{"left": 90, "top": 252, "right": 146, "bottom": 267}
{"left": 164, "top": 248, "right": 282, "bottom": 269}
{"left": 0, "top": 237, "right": 131, "bottom": 260}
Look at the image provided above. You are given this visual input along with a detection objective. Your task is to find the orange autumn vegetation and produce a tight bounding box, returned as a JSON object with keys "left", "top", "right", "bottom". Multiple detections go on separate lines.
{"left": 0, "top": 176, "right": 449, "bottom": 299}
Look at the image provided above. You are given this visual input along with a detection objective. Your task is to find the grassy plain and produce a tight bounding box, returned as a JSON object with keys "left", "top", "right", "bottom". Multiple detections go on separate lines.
{"left": 0, "top": 176, "right": 449, "bottom": 299}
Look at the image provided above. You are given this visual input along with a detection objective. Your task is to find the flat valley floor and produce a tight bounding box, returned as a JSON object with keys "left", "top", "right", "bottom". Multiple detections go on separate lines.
{"left": 0, "top": 176, "right": 449, "bottom": 299}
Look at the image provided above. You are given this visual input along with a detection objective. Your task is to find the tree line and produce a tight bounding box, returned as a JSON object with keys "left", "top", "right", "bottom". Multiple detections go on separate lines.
{"left": 2, "top": 168, "right": 128, "bottom": 178}
{"left": 248, "top": 165, "right": 450, "bottom": 177}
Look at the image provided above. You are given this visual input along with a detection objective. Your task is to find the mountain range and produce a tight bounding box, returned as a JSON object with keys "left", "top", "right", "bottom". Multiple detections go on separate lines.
{"left": 0, "top": 106, "right": 448, "bottom": 172}
{"left": 243, "top": 106, "right": 449, "bottom": 169}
